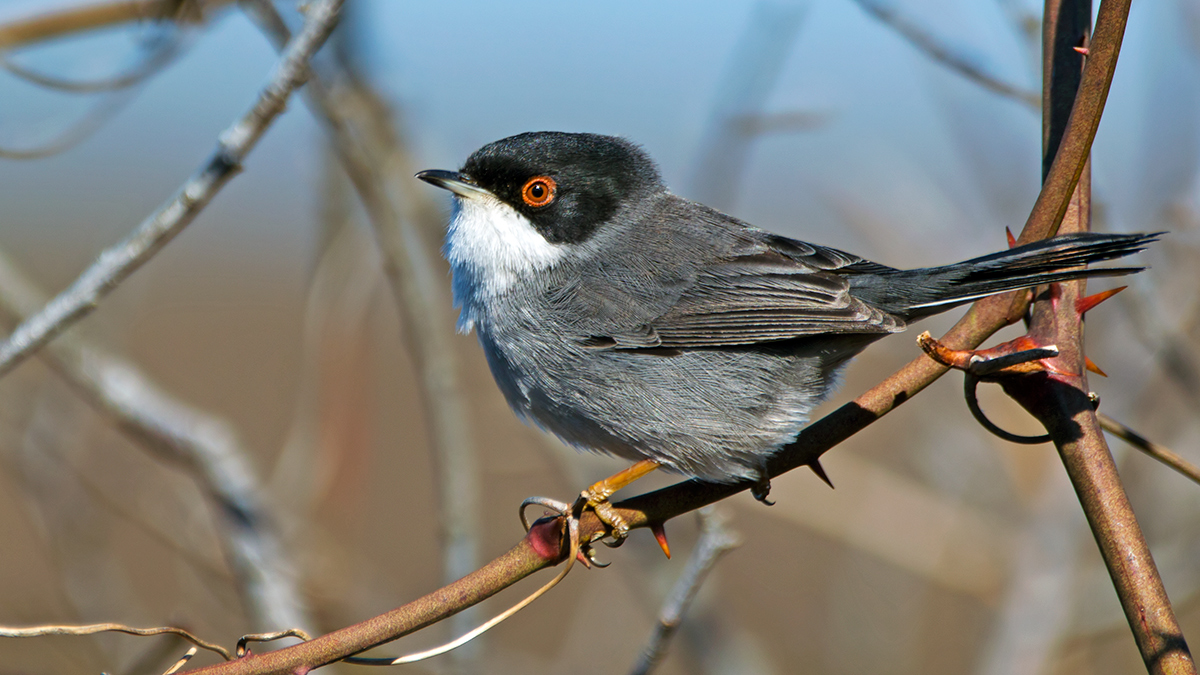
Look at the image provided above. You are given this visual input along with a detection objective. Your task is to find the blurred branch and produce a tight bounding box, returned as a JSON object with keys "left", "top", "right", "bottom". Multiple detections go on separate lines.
{"left": 728, "top": 110, "right": 830, "bottom": 137}
{"left": 850, "top": 0, "right": 1040, "bottom": 109}
{"left": 0, "top": 30, "right": 181, "bottom": 92}
{"left": 0, "top": 0, "right": 344, "bottom": 380}
{"left": 689, "top": 1, "right": 808, "bottom": 210}
{"left": 758, "top": 451, "right": 1013, "bottom": 600}
{"left": 241, "top": 0, "right": 484, "bottom": 658}
{"left": 0, "top": 0, "right": 229, "bottom": 50}
{"left": 1098, "top": 413, "right": 1200, "bottom": 486}
{"left": 171, "top": 0, "right": 1137, "bottom": 671}
{"left": 630, "top": 508, "right": 741, "bottom": 675}
{"left": 0, "top": 82, "right": 137, "bottom": 159}
{"left": 0, "top": 34, "right": 183, "bottom": 160}
{"left": 0, "top": 245, "right": 312, "bottom": 632}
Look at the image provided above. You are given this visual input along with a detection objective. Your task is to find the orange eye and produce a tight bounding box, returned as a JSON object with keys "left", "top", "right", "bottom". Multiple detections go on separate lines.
{"left": 521, "top": 176, "right": 556, "bottom": 207}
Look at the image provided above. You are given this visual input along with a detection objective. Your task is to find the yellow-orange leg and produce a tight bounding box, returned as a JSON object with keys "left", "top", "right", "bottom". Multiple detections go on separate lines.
{"left": 576, "top": 459, "right": 660, "bottom": 542}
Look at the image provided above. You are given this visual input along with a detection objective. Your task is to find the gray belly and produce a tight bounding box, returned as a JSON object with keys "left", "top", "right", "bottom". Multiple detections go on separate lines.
{"left": 476, "top": 325, "right": 864, "bottom": 483}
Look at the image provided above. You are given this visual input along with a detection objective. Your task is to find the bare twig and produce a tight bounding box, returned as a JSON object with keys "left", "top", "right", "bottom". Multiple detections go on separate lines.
{"left": 630, "top": 508, "right": 741, "bottom": 675}
{"left": 0, "top": 623, "right": 234, "bottom": 661}
{"left": 0, "top": 0, "right": 230, "bottom": 50}
{"left": 0, "top": 80, "right": 138, "bottom": 159}
{"left": 0, "top": 246, "right": 311, "bottom": 632}
{"left": 0, "top": 35, "right": 183, "bottom": 160}
{"left": 169, "top": 0, "right": 1140, "bottom": 667}
{"left": 0, "top": 0, "right": 344, "bottom": 381}
{"left": 241, "top": 0, "right": 483, "bottom": 655}
{"left": 850, "top": 0, "right": 1040, "bottom": 109}
{"left": 1098, "top": 413, "right": 1200, "bottom": 486}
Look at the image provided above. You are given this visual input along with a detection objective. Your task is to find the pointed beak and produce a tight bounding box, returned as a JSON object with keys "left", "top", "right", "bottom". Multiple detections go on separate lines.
{"left": 416, "top": 170, "right": 493, "bottom": 200}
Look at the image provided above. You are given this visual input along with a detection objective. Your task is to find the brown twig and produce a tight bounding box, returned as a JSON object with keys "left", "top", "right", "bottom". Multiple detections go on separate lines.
{"left": 165, "top": 0, "right": 1139, "bottom": 670}
{"left": 994, "top": 2, "right": 1194, "bottom": 672}
{"left": 0, "top": 0, "right": 344, "bottom": 380}
{"left": 1098, "top": 414, "right": 1200, "bottom": 486}
{"left": 0, "top": 0, "right": 229, "bottom": 50}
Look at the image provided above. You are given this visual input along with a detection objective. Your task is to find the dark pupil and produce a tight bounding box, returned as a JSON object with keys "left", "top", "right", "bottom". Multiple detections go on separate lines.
{"left": 530, "top": 182, "right": 545, "bottom": 199}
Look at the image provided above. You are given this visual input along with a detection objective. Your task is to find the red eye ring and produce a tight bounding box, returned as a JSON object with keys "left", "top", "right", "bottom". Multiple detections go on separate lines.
{"left": 521, "top": 176, "right": 556, "bottom": 207}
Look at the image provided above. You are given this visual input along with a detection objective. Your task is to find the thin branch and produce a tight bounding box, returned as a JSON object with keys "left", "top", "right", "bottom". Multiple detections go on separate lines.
{"left": 850, "top": 0, "right": 1040, "bottom": 109}
{"left": 688, "top": 1, "right": 808, "bottom": 210}
{"left": 0, "top": 0, "right": 230, "bottom": 50}
{"left": 241, "top": 0, "right": 484, "bottom": 654}
{"left": 630, "top": 508, "right": 741, "bottom": 675}
{"left": 0, "top": 80, "right": 137, "bottom": 159}
{"left": 160, "top": 0, "right": 1138, "bottom": 671}
{"left": 0, "top": 35, "right": 182, "bottom": 160}
{"left": 0, "top": 623, "right": 234, "bottom": 661}
{"left": 0, "top": 245, "right": 311, "bottom": 632}
{"left": 0, "top": 30, "right": 182, "bottom": 93}
{"left": 1098, "top": 413, "right": 1200, "bottom": 486}
{"left": 0, "top": 0, "right": 344, "bottom": 381}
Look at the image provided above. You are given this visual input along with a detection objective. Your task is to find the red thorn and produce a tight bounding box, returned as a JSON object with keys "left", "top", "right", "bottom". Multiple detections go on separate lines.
{"left": 809, "top": 459, "right": 834, "bottom": 489}
{"left": 1076, "top": 286, "right": 1125, "bottom": 316}
{"left": 1085, "top": 356, "right": 1108, "bottom": 377}
{"left": 1074, "top": 46, "right": 1089, "bottom": 55}
{"left": 1006, "top": 227, "right": 1017, "bottom": 249}
{"left": 651, "top": 522, "right": 671, "bottom": 559}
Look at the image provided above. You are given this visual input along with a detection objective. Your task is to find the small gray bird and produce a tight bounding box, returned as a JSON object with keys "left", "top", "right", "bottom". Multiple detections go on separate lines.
{"left": 418, "top": 131, "right": 1152, "bottom": 519}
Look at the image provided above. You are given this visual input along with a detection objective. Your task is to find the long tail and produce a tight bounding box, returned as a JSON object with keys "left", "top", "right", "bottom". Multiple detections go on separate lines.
{"left": 849, "top": 232, "right": 1161, "bottom": 320}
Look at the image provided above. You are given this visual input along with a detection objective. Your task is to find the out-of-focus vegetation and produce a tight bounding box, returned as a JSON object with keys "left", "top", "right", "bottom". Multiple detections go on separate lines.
{"left": 0, "top": 1, "right": 1198, "bottom": 674}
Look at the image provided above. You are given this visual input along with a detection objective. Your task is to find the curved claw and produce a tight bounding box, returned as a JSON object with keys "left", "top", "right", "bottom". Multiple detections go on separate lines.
{"left": 751, "top": 476, "right": 775, "bottom": 505}
{"left": 582, "top": 544, "right": 611, "bottom": 568}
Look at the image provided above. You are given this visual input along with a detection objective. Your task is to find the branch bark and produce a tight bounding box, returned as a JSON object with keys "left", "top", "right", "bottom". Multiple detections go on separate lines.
{"left": 167, "top": 0, "right": 1146, "bottom": 670}
{"left": 990, "top": 2, "right": 1195, "bottom": 672}
{"left": 0, "top": 0, "right": 344, "bottom": 380}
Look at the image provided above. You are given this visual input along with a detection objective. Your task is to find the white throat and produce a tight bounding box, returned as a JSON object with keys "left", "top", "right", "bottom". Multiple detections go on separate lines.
{"left": 443, "top": 194, "right": 566, "bottom": 328}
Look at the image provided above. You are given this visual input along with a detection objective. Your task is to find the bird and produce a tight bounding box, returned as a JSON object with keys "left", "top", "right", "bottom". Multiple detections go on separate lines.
{"left": 417, "top": 131, "right": 1154, "bottom": 538}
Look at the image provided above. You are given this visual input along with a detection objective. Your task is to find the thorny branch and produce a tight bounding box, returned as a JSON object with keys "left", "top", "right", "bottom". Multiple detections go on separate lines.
{"left": 166, "top": 2, "right": 1140, "bottom": 672}
{"left": 0, "top": 247, "right": 310, "bottom": 631}
{"left": 0, "top": 0, "right": 345, "bottom": 380}
{"left": 1030, "top": 0, "right": 1191, "bottom": 671}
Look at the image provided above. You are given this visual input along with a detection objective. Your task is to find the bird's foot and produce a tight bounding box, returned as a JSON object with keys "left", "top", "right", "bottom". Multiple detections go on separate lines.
{"left": 751, "top": 475, "right": 774, "bottom": 505}
{"left": 575, "top": 487, "right": 630, "bottom": 545}
{"left": 575, "top": 458, "right": 664, "bottom": 552}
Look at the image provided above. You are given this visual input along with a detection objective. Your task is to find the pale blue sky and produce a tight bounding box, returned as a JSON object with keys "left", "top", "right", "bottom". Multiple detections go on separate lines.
{"left": 0, "top": 0, "right": 1196, "bottom": 268}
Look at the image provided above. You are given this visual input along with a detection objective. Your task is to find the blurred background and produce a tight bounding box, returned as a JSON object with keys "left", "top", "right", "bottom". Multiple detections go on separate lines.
{"left": 1, "top": 0, "right": 1199, "bottom": 673}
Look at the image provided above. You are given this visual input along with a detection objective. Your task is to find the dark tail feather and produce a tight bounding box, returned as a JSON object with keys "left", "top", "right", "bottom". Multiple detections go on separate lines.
{"left": 852, "top": 232, "right": 1161, "bottom": 320}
